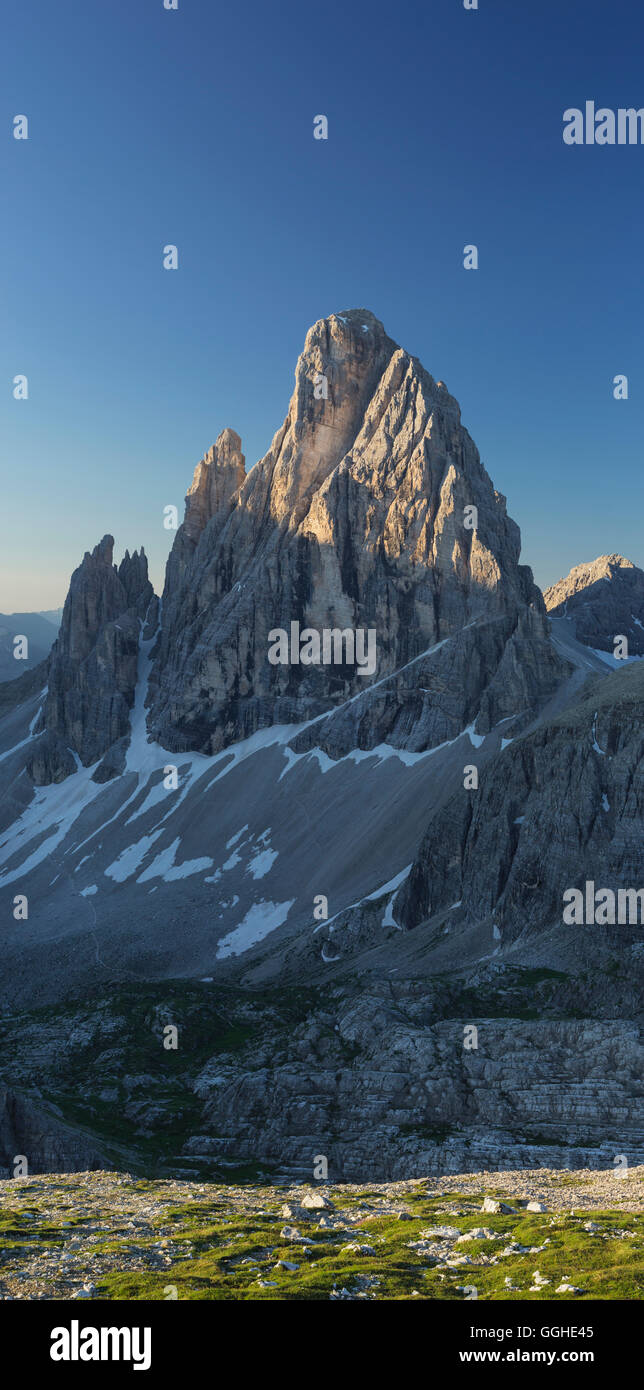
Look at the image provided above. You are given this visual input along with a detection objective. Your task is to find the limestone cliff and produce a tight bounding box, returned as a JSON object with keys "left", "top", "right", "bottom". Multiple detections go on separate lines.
{"left": 148, "top": 309, "right": 567, "bottom": 754}
{"left": 397, "top": 660, "right": 644, "bottom": 944}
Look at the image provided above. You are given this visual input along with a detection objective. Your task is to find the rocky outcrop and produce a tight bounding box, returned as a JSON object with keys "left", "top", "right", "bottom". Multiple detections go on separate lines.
{"left": 0, "top": 1086, "right": 104, "bottom": 1176}
{"left": 148, "top": 310, "right": 568, "bottom": 755}
{"left": 288, "top": 604, "right": 565, "bottom": 760}
{"left": 397, "top": 660, "right": 644, "bottom": 943}
{"left": 544, "top": 554, "right": 644, "bottom": 655}
{"left": 30, "top": 536, "right": 153, "bottom": 784}
{"left": 2, "top": 975, "right": 642, "bottom": 1182}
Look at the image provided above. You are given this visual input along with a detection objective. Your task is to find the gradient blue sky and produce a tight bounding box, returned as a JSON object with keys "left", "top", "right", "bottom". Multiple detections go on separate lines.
{"left": 2, "top": 0, "right": 643, "bottom": 609}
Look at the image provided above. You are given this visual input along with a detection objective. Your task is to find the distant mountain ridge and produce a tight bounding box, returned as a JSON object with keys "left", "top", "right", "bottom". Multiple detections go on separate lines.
{"left": 544, "top": 553, "right": 644, "bottom": 656}
{"left": 0, "top": 610, "right": 60, "bottom": 683}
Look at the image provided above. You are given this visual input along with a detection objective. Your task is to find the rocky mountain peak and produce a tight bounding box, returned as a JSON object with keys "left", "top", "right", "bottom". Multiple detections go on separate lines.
{"left": 118, "top": 546, "right": 152, "bottom": 609}
{"left": 24, "top": 309, "right": 573, "bottom": 777}
{"left": 545, "top": 553, "right": 636, "bottom": 603}
{"left": 61, "top": 535, "right": 124, "bottom": 664}
{"left": 29, "top": 538, "right": 154, "bottom": 784}
{"left": 544, "top": 553, "right": 644, "bottom": 655}
{"left": 259, "top": 308, "right": 399, "bottom": 531}
{"left": 85, "top": 534, "right": 115, "bottom": 567}
{"left": 183, "top": 429, "right": 246, "bottom": 545}
{"left": 602, "top": 552, "right": 636, "bottom": 570}
{"left": 148, "top": 308, "right": 567, "bottom": 756}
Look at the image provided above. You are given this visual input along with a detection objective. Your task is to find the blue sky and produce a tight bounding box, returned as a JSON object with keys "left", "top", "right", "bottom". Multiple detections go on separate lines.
{"left": 2, "top": 0, "right": 643, "bottom": 608}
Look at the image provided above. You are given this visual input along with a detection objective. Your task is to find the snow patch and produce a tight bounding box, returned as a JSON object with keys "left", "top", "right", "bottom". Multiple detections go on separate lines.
{"left": 246, "top": 847, "right": 278, "bottom": 880}
{"left": 0, "top": 696, "right": 45, "bottom": 766}
{"left": 591, "top": 713, "right": 606, "bottom": 756}
{"left": 0, "top": 759, "right": 106, "bottom": 887}
{"left": 216, "top": 899, "right": 295, "bottom": 959}
{"left": 104, "top": 831, "right": 163, "bottom": 883}
{"left": 137, "top": 837, "right": 213, "bottom": 884}
{"left": 226, "top": 825, "right": 249, "bottom": 849}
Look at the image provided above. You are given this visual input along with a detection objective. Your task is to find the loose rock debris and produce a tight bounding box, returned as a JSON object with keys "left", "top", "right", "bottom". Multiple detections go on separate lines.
{"left": 0, "top": 1167, "right": 642, "bottom": 1300}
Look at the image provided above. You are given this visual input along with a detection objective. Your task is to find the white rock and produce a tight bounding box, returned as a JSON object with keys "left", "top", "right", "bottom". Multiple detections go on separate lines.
{"left": 421, "top": 1226, "right": 461, "bottom": 1240}
{"left": 456, "top": 1228, "right": 496, "bottom": 1242}
{"left": 301, "top": 1192, "right": 335, "bottom": 1211}
{"left": 279, "top": 1225, "right": 312, "bottom": 1243}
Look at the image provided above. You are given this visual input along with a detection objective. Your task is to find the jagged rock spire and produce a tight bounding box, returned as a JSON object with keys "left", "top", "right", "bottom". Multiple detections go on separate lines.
{"left": 29, "top": 538, "right": 154, "bottom": 783}
{"left": 183, "top": 429, "right": 246, "bottom": 544}
{"left": 148, "top": 308, "right": 566, "bottom": 756}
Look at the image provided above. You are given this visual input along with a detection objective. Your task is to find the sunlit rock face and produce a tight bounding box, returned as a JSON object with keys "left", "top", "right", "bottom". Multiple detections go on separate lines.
{"left": 26, "top": 309, "right": 570, "bottom": 781}
{"left": 147, "top": 309, "right": 566, "bottom": 755}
